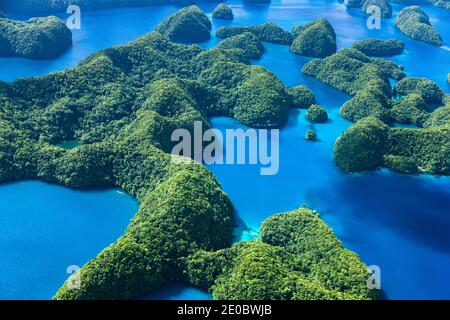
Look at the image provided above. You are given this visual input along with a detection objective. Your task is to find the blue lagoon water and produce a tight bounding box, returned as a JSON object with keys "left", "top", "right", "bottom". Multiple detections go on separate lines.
{"left": 141, "top": 284, "right": 212, "bottom": 300}
{"left": 1, "top": 0, "right": 450, "bottom": 299}
{"left": 0, "top": 181, "right": 138, "bottom": 299}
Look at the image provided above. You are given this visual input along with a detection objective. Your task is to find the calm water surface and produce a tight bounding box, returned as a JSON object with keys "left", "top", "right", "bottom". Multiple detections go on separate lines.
{"left": 0, "top": 0, "right": 449, "bottom": 299}
{"left": 0, "top": 181, "right": 138, "bottom": 299}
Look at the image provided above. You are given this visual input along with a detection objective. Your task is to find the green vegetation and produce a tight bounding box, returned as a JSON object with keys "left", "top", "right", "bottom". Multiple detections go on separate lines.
{"left": 302, "top": 45, "right": 450, "bottom": 176}
{"left": 212, "top": 3, "right": 234, "bottom": 20}
{"left": 302, "top": 48, "right": 404, "bottom": 122}
{"left": 386, "top": 126, "right": 450, "bottom": 174}
{"left": 362, "top": 0, "right": 392, "bottom": 18}
{"left": 286, "top": 85, "right": 316, "bottom": 109}
{"left": 216, "top": 23, "right": 293, "bottom": 45}
{"left": 394, "top": 77, "right": 445, "bottom": 105}
{"left": 304, "top": 42, "right": 449, "bottom": 175}
{"left": 290, "top": 19, "right": 337, "bottom": 58}
{"left": 395, "top": 6, "right": 443, "bottom": 46}
{"left": 305, "top": 129, "right": 317, "bottom": 141}
{"left": 155, "top": 5, "right": 212, "bottom": 43}
{"left": 187, "top": 207, "right": 376, "bottom": 300}
{"left": 383, "top": 154, "right": 418, "bottom": 174}
{"left": 306, "top": 104, "right": 328, "bottom": 123}
{"left": 334, "top": 117, "right": 389, "bottom": 173}
{"left": 55, "top": 160, "right": 234, "bottom": 299}
{"left": 334, "top": 115, "right": 450, "bottom": 174}
{"left": 232, "top": 67, "right": 290, "bottom": 127}
{"left": 56, "top": 140, "right": 81, "bottom": 150}
{"left": 389, "top": 94, "right": 429, "bottom": 127}
{"left": 0, "top": 31, "right": 247, "bottom": 298}
{"left": 423, "top": 105, "right": 450, "bottom": 128}
{"left": 1, "top": 16, "right": 363, "bottom": 298}
{"left": 430, "top": 0, "right": 450, "bottom": 10}
{"left": 0, "top": 16, "right": 72, "bottom": 58}
{"left": 218, "top": 32, "right": 265, "bottom": 60}
{"left": 302, "top": 48, "right": 402, "bottom": 96}
{"left": 352, "top": 38, "right": 404, "bottom": 57}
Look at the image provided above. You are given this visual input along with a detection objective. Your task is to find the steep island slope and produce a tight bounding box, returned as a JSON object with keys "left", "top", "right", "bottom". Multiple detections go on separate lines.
{"left": 0, "top": 16, "right": 72, "bottom": 58}
{"left": 395, "top": 6, "right": 443, "bottom": 46}
{"left": 290, "top": 18, "right": 337, "bottom": 58}
{"left": 212, "top": 3, "right": 234, "bottom": 20}
{"left": 302, "top": 48, "right": 450, "bottom": 175}
{"left": 155, "top": 5, "right": 212, "bottom": 43}
{"left": 0, "top": 7, "right": 374, "bottom": 300}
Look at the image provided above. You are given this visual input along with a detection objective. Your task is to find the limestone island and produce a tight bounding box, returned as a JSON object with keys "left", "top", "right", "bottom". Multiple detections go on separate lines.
{"left": 218, "top": 32, "right": 265, "bottom": 60}
{"left": 395, "top": 6, "right": 443, "bottom": 46}
{"left": 0, "top": 15, "right": 72, "bottom": 59}
{"left": 286, "top": 85, "right": 316, "bottom": 109}
{"left": 301, "top": 45, "right": 449, "bottom": 175}
{"left": 155, "top": 5, "right": 212, "bottom": 43}
{"left": 0, "top": 6, "right": 379, "bottom": 300}
{"left": 216, "top": 23, "right": 293, "bottom": 45}
{"left": 306, "top": 104, "right": 328, "bottom": 123}
{"left": 305, "top": 129, "right": 317, "bottom": 141}
{"left": 352, "top": 38, "right": 405, "bottom": 57}
{"left": 290, "top": 18, "right": 337, "bottom": 58}
{"left": 212, "top": 3, "right": 234, "bottom": 20}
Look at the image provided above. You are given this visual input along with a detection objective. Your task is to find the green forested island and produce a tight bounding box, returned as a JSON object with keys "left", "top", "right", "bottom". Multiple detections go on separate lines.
{"left": 0, "top": 16, "right": 72, "bottom": 58}
{"left": 286, "top": 85, "right": 316, "bottom": 108}
{"left": 306, "top": 104, "right": 328, "bottom": 123}
{"left": 395, "top": 6, "right": 443, "bottom": 46}
{"left": 0, "top": 6, "right": 375, "bottom": 299}
{"left": 1, "top": 1, "right": 449, "bottom": 301}
{"left": 218, "top": 32, "right": 265, "bottom": 59}
{"left": 212, "top": 3, "right": 234, "bottom": 20}
{"left": 290, "top": 18, "right": 337, "bottom": 58}
{"left": 301, "top": 41, "right": 449, "bottom": 175}
{"left": 187, "top": 207, "right": 376, "bottom": 300}
{"left": 352, "top": 38, "right": 405, "bottom": 57}
{"left": 216, "top": 23, "right": 293, "bottom": 45}
{"left": 305, "top": 129, "right": 317, "bottom": 141}
{"left": 155, "top": 5, "right": 212, "bottom": 42}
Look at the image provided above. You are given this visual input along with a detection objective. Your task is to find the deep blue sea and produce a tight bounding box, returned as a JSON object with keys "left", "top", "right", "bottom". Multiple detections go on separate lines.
{"left": 0, "top": 0, "right": 449, "bottom": 300}
{"left": 0, "top": 181, "right": 138, "bottom": 299}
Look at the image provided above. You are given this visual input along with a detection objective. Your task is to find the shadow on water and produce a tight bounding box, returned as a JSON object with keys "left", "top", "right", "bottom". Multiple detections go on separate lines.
{"left": 140, "top": 283, "right": 212, "bottom": 300}
{"left": 315, "top": 172, "right": 450, "bottom": 255}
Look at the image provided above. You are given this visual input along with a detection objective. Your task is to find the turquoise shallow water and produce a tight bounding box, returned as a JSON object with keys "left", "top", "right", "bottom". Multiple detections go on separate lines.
{"left": 0, "top": 0, "right": 450, "bottom": 299}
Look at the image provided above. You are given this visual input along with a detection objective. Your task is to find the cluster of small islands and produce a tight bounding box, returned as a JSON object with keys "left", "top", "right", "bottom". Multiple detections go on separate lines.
{"left": 0, "top": 0, "right": 449, "bottom": 300}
